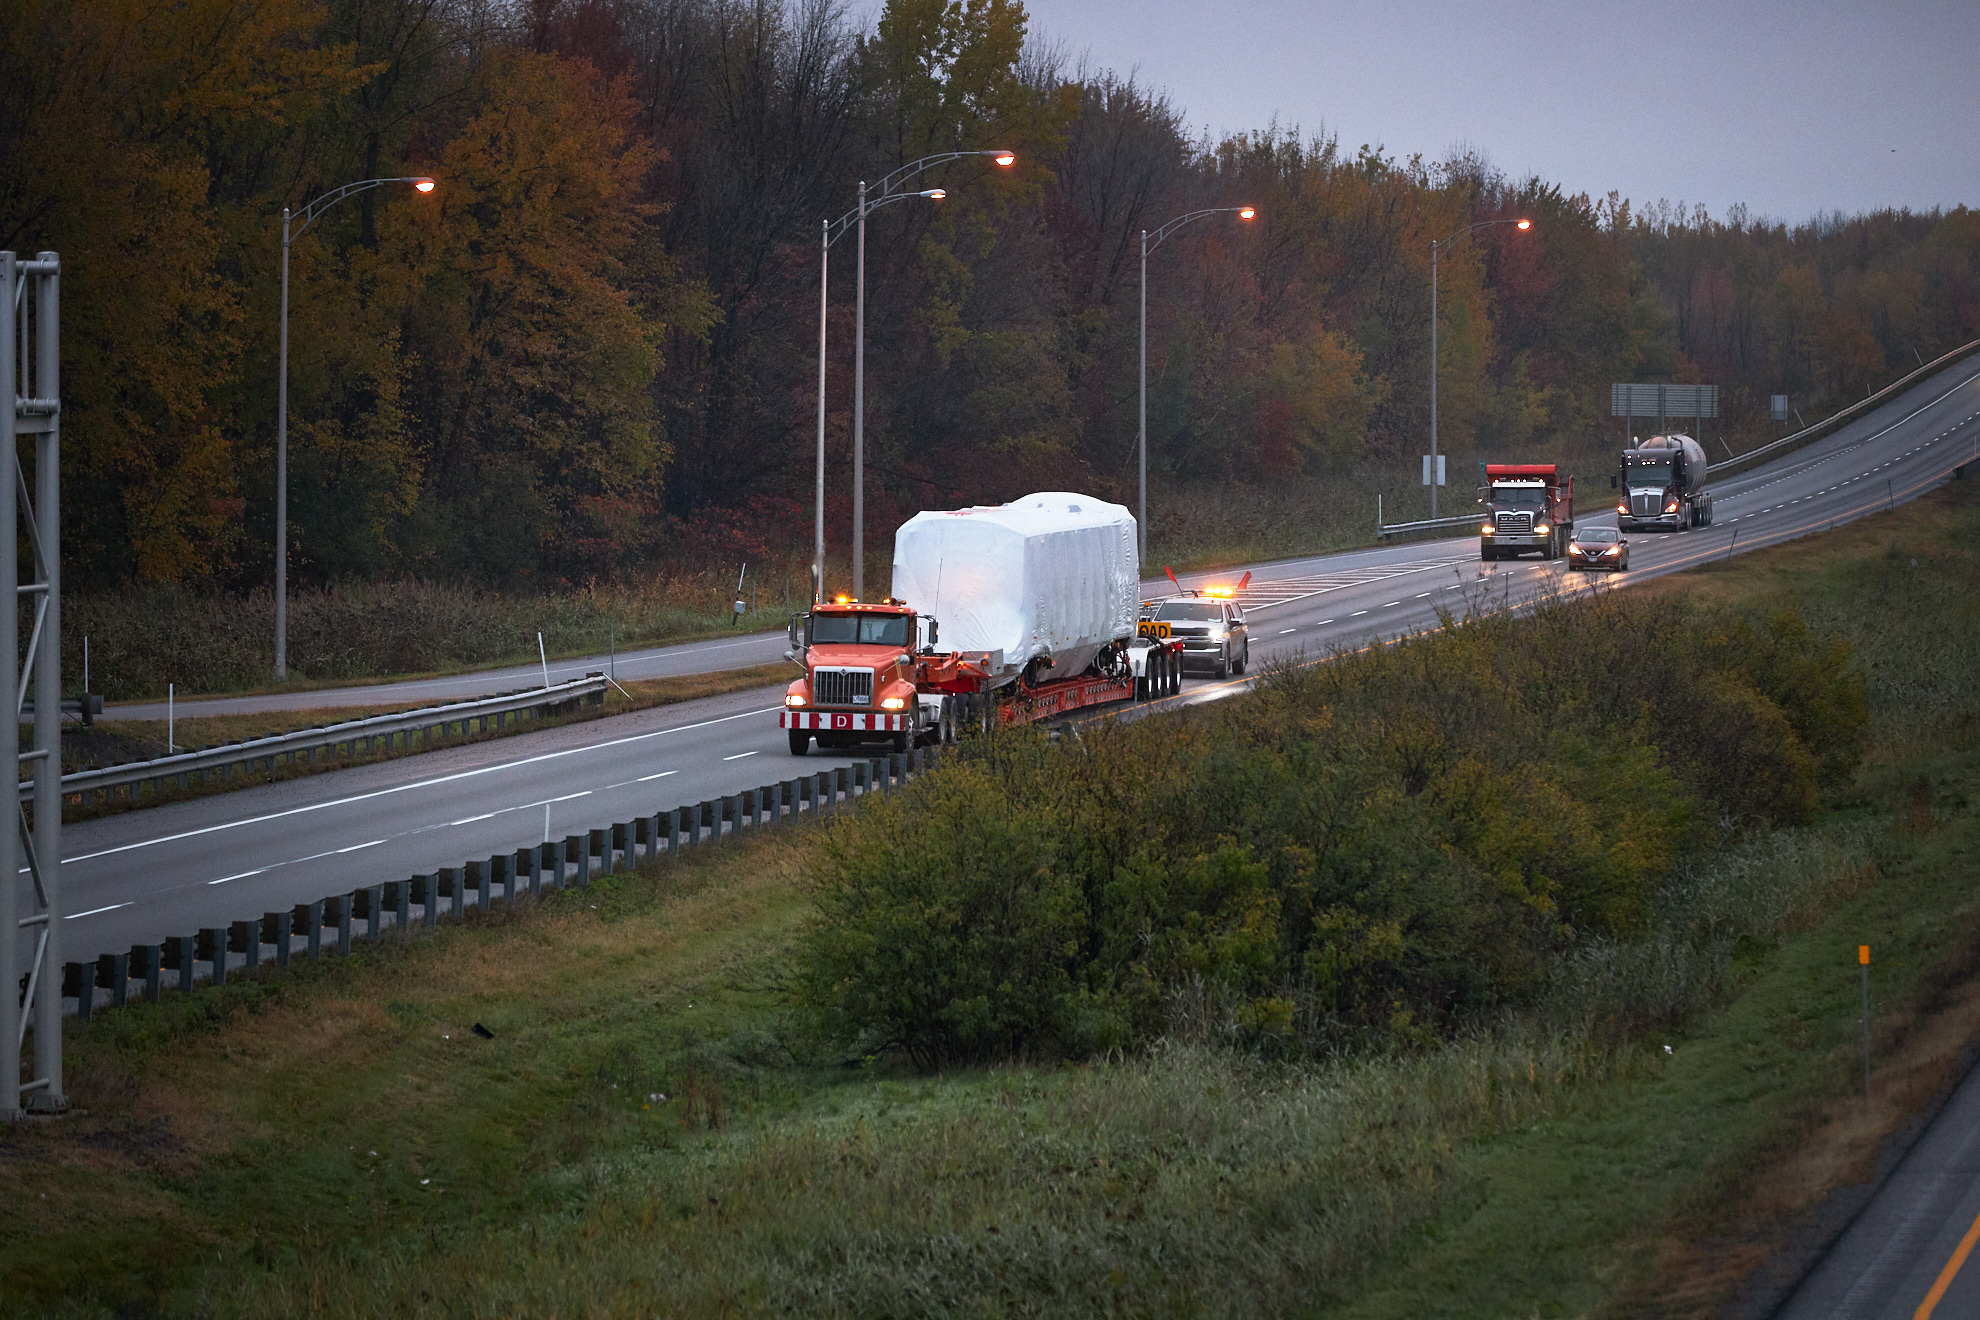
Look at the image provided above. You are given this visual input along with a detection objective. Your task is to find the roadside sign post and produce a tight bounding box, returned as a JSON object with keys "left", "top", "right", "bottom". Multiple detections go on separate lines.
{"left": 1860, "top": 944, "right": 1871, "bottom": 1098}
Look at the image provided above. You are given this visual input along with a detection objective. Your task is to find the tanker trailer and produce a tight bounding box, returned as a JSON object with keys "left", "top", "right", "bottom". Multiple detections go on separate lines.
{"left": 1615, "top": 433, "right": 1714, "bottom": 532}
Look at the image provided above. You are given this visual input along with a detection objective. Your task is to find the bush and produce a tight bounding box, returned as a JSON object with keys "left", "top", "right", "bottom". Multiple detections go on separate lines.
{"left": 795, "top": 592, "right": 1868, "bottom": 1065}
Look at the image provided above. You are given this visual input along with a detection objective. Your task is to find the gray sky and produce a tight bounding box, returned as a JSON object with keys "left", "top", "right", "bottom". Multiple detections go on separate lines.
{"left": 1017, "top": 0, "right": 1980, "bottom": 225}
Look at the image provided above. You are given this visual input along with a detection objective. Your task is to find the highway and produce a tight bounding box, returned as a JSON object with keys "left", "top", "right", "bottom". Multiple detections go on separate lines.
{"left": 34, "top": 355, "right": 1980, "bottom": 976}
{"left": 1777, "top": 1056, "right": 1980, "bottom": 1319}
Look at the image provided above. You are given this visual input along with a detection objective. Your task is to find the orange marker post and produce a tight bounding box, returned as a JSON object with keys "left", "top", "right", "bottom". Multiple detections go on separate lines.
{"left": 1860, "top": 945, "right": 1871, "bottom": 1098}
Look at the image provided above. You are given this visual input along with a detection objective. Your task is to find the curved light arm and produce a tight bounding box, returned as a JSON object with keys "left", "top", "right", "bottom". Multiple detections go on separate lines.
{"left": 288, "top": 176, "right": 437, "bottom": 243}
{"left": 1146, "top": 206, "right": 1255, "bottom": 254}
{"left": 1434, "top": 216, "right": 1530, "bottom": 257}
{"left": 825, "top": 189, "right": 943, "bottom": 247}
{"left": 875, "top": 149, "right": 1014, "bottom": 200}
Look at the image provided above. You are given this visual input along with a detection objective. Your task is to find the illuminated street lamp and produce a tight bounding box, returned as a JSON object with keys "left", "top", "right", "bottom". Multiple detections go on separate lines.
{"left": 1429, "top": 216, "right": 1530, "bottom": 518}
{"left": 812, "top": 150, "right": 1015, "bottom": 603}
{"left": 1138, "top": 205, "right": 1256, "bottom": 563}
{"left": 275, "top": 176, "right": 436, "bottom": 679}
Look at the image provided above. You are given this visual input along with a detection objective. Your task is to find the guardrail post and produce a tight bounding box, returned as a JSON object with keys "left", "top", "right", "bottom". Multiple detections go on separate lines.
{"left": 587, "top": 827, "right": 607, "bottom": 874}
{"left": 392, "top": 880, "right": 410, "bottom": 935}
{"left": 609, "top": 822, "right": 627, "bottom": 870}
{"left": 230, "top": 920, "right": 258, "bottom": 974}
{"left": 64, "top": 963, "right": 91, "bottom": 1021}
{"left": 489, "top": 854, "right": 510, "bottom": 908}
{"left": 164, "top": 935, "right": 194, "bottom": 993}
{"left": 567, "top": 834, "right": 589, "bottom": 887}
{"left": 133, "top": 945, "right": 160, "bottom": 1002}
{"left": 295, "top": 900, "right": 322, "bottom": 956}
{"left": 364, "top": 884, "right": 386, "bottom": 941}
{"left": 333, "top": 895, "right": 353, "bottom": 957}
{"left": 464, "top": 860, "right": 485, "bottom": 914}
{"left": 411, "top": 876, "right": 434, "bottom": 928}
{"left": 199, "top": 928, "right": 227, "bottom": 985}
{"left": 514, "top": 848, "right": 535, "bottom": 900}
{"left": 263, "top": 911, "right": 292, "bottom": 966}
{"left": 95, "top": 952, "right": 128, "bottom": 1009}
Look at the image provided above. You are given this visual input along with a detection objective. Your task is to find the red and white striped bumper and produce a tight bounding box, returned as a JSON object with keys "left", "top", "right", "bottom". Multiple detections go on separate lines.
{"left": 781, "top": 710, "right": 906, "bottom": 731}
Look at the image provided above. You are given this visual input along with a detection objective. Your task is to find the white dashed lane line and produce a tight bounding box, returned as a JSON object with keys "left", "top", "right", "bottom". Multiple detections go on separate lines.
{"left": 723, "top": 751, "right": 758, "bottom": 761}
{"left": 68, "top": 902, "right": 133, "bottom": 919}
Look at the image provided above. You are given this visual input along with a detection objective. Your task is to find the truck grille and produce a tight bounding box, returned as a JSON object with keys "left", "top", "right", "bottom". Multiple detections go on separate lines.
{"left": 813, "top": 668, "right": 872, "bottom": 706}
{"left": 1494, "top": 512, "right": 1533, "bottom": 533}
{"left": 1630, "top": 493, "right": 1661, "bottom": 518}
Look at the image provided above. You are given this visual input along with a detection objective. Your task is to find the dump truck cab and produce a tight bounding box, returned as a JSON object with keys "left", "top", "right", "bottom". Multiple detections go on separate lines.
{"left": 1480, "top": 463, "right": 1574, "bottom": 560}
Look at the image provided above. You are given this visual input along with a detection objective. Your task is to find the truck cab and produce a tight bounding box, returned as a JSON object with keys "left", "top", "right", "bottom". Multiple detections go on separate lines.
{"left": 1480, "top": 463, "right": 1574, "bottom": 560}
{"left": 1616, "top": 434, "right": 1713, "bottom": 531}
{"left": 783, "top": 598, "right": 932, "bottom": 756}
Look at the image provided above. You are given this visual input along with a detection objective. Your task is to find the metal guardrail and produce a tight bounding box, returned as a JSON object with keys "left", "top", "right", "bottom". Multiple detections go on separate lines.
{"left": 1376, "top": 510, "right": 1480, "bottom": 539}
{"left": 30, "top": 674, "right": 608, "bottom": 804}
{"left": 59, "top": 745, "right": 942, "bottom": 1022}
{"left": 1707, "top": 336, "right": 1980, "bottom": 478}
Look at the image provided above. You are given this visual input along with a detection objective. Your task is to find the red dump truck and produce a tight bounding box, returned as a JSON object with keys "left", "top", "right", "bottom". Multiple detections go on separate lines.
{"left": 781, "top": 493, "right": 1185, "bottom": 754}
{"left": 1480, "top": 463, "right": 1574, "bottom": 560}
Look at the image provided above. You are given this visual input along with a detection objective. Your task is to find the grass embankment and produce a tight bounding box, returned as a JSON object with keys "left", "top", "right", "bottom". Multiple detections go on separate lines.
{"left": 54, "top": 664, "right": 793, "bottom": 825}
{"left": 5, "top": 484, "right": 1976, "bottom": 1318}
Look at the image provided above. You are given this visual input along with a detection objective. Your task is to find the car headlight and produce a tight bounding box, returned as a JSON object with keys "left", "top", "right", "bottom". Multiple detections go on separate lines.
{"left": 1602, "top": 546, "right": 1620, "bottom": 556}
{"left": 880, "top": 696, "right": 907, "bottom": 711}
{"left": 1481, "top": 523, "right": 1495, "bottom": 535}
{"left": 785, "top": 693, "right": 807, "bottom": 707}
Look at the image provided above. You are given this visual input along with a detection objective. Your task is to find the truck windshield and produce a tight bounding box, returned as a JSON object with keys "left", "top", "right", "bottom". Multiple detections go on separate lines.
{"left": 1626, "top": 458, "right": 1673, "bottom": 487}
{"left": 810, "top": 612, "right": 910, "bottom": 646}
{"left": 1154, "top": 601, "right": 1223, "bottom": 622}
{"left": 1490, "top": 486, "right": 1545, "bottom": 509}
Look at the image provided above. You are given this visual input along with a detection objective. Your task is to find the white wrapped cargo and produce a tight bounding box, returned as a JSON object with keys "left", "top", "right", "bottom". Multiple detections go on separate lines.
{"left": 891, "top": 492, "right": 1139, "bottom": 687}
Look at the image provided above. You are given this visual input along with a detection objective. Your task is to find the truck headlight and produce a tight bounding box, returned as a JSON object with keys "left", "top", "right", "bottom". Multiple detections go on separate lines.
{"left": 880, "top": 696, "right": 907, "bottom": 711}
{"left": 1481, "top": 524, "right": 1495, "bottom": 535}
{"left": 1616, "top": 503, "right": 1628, "bottom": 515}
{"left": 1534, "top": 523, "right": 1549, "bottom": 535}
{"left": 784, "top": 694, "right": 807, "bottom": 707}
{"left": 1665, "top": 500, "right": 1679, "bottom": 513}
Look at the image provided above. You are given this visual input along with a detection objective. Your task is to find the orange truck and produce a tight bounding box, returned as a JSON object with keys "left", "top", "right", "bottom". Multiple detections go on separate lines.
{"left": 780, "top": 493, "right": 1186, "bottom": 755}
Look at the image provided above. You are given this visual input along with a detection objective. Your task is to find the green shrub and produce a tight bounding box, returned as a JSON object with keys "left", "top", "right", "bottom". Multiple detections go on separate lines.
{"left": 795, "top": 592, "right": 1868, "bottom": 1065}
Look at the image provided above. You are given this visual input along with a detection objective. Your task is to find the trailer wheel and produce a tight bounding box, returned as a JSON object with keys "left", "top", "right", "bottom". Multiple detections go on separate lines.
{"left": 940, "top": 696, "right": 958, "bottom": 745}
{"left": 1167, "top": 650, "right": 1181, "bottom": 696}
{"left": 787, "top": 729, "right": 810, "bottom": 756}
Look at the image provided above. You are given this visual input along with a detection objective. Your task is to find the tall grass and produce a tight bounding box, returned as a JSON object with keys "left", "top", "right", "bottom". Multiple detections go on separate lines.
{"left": 65, "top": 569, "right": 816, "bottom": 700}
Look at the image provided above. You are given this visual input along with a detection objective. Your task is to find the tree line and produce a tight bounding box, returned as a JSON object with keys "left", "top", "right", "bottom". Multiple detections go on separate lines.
{"left": 4, "top": 0, "right": 1975, "bottom": 593}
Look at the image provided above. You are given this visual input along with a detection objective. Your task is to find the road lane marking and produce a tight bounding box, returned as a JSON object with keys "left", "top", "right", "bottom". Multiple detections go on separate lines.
{"left": 1915, "top": 1204, "right": 1980, "bottom": 1318}
{"left": 67, "top": 902, "right": 132, "bottom": 918}
{"left": 637, "top": 771, "right": 678, "bottom": 782}
{"left": 723, "top": 751, "right": 758, "bottom": 761}
{"left": 1350, "top": 610, "right": 1367, "bottom": 617}
{"left": 1279, "top": 628, "right": 1297, "bottom": 634}
{"left": 65, "top": 704, "right": 785, "bottom": 865}
{"left": 335, "top": 839, "right": 385, "bottom": 854}
{"left": 206, "top": 868, "right": 267, "bottom": 885}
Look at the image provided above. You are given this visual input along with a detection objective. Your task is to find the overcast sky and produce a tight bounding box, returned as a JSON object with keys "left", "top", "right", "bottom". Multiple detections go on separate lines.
{"left": 1012, "top": 0, "right": 1979, "bottom": 225}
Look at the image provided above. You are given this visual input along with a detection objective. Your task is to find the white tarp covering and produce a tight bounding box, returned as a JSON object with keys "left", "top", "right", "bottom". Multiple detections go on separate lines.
{"left": 891, "top": 492, "right": 1139, "bottom": 687}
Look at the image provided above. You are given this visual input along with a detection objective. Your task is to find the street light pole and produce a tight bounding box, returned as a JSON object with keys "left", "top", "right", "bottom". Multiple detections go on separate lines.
{"left": 275, "top": 175, "right": 435, "bottom": 679}
{"left": 1138, "top": 205, "right": 1256, "bottom": 565}
{"left": 844, "top": 150, "right": 1014, "bottom": 600}
{"left": 814, "top": 218, "right": 828, "bottom": 604}
{"left": 812, "top": 183, "right": 956, "bottom": 604}
{"left": 853, "top": 179, "right": 867, "bottom": 601}
{"left": 1429, "top": 216, "right": 1530, "bottom": 521}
